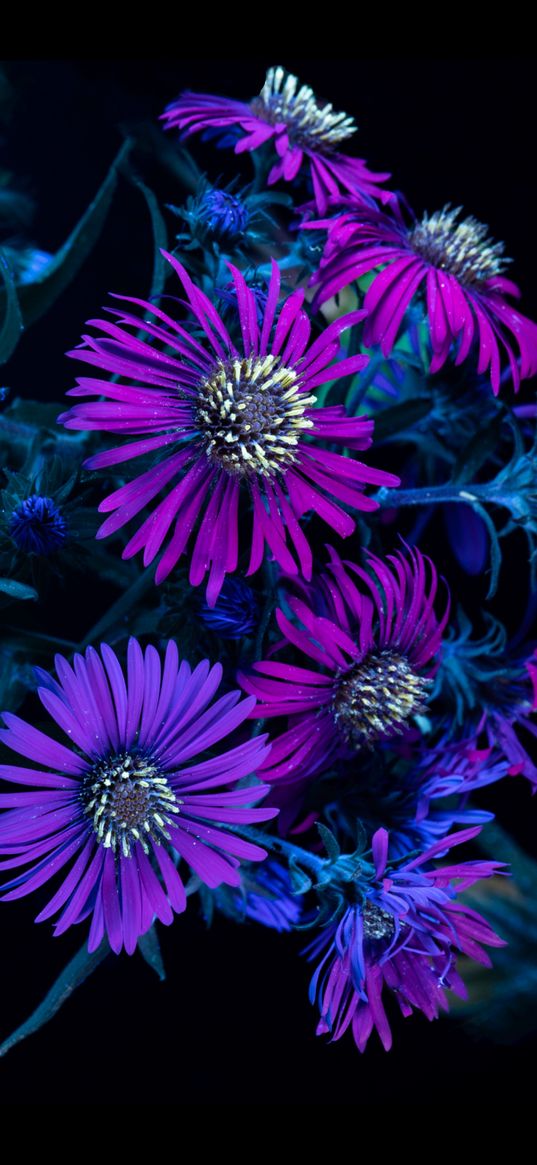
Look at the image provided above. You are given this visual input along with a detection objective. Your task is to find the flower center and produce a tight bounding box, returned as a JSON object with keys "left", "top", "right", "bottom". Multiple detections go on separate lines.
{"left": 331, "top": 650, "right": 433, "bottom": 747}
{"left": 408, "top": 205, "right": 509, "bottom": 288}
{"left": 9, "top": 495, "right": 67, "bottom": 556}
{"left": 362, "top": 900, "right": 395, "bottom": 940}
{"left": 251, "top": 66, "right": 356, "bottom": 151}
{"left": 81, "top": 752, "right": 180, "bottom": 857}
{"left": 197, "top": 355, "right": 315, "bottom": 477}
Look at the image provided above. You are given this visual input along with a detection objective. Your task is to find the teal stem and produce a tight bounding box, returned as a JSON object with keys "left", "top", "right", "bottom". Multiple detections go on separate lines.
{"left": 375, "top": 482, "right": 490, "bottom": 508}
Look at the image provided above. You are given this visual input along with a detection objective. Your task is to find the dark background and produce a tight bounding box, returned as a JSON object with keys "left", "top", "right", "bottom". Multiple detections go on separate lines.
{"left": 1, "top": 58, "right": 536, "bottom": 1104}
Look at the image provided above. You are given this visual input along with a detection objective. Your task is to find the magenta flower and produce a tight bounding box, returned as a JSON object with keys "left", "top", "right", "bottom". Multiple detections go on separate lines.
{"left": 240, "top": 544, "right": 449, "bottom": 787}
{"left": 0, "top": 639, "right": 276, "bottom": 954}
{"left": 307, "top": 826, "right": 505, "bottom": 1052}
{"left": 59, "top": 253, "right": 398, "bottom": 605}
{"left": 161, "top": 65, "right": 391, "bottom": 213}
{"left": 311, "top": 204, "right": 537, "bottom": 393}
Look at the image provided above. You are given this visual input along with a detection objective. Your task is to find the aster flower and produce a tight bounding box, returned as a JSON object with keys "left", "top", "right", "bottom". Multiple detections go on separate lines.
{"left": 240, "top": 544, "right": 449, "bottom": 785}
{"left": 59, "top": 252, "right": 398, "bottom": 605}
{"left": 0, "top": 639, "right": 276, "bottom": 954}
{"left": 311, "top": 204, "right": 537, "bottom": 393}
{"left": 307, "top": 826, "right": 505, "bottom": 1052}
{"left": 161, "top": 66, "right": 391, "bottom": 213}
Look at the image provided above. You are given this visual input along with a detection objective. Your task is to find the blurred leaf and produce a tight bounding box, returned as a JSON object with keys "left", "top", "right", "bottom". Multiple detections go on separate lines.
{"left": 373, "top": 397, "right": 431, "bottom": 442}
{"left": 453, "top": 412, "right": 504, "bottom": 484}
{"left": 0, "top": 252, "right": 23, "bottom": 364}
{"left": 0, "top": 940, "right": 109, "bottom": 1059}
{"left": 0, "top": 577, "right": 37, "bottom": 600}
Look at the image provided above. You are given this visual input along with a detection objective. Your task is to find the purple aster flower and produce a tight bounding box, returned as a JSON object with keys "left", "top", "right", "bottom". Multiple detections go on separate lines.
{"left": 311, "top": 204, "right": 537, "bottom": 393}
{"left": 307, "top": 826, "right": 505, "bottom": 1052}
{"left": 240, "top": 544, "right": 449, "bottom": 787}
{"left": 161, "top": 66, "right": 391, "bottom": 213}
{"left": 0, "top": 639, "right": 277, "bottom": 954}
{"left": 59, "top": 252, "right": 398, "bottom": 605}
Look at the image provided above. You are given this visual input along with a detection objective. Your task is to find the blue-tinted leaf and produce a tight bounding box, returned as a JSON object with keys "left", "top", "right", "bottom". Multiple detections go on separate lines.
{"left": 0, "top": 251, "right": 23, "bottom": 364}
{"left": 0, "top": 578, "right": 38, "bottom": 601}
{"left": 0, "top": 940, "right": 109, "bottom": 1059}
{"left": 138, "top": 925, "right": 166, "bottom": 982}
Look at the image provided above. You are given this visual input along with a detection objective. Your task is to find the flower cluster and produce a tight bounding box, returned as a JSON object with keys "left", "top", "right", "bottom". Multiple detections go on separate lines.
{"left": 1, "top": 62, "right": 535, "bottom": 1065}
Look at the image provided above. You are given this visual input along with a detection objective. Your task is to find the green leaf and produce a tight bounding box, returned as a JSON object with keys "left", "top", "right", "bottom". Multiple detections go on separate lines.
{"left": 138, "top": 925, "right": 166, "bottom": 982}
{"left": 0, "top": 940, "right": 109, "bottom": 1059}
{"left": 0, "top": 578, "right": 38, "bottom": 601}
{"left": 0, "top": 251, "right": 23, "bottom": 364}
{"left": 13, "top": 139, "right": 132, "bottom": 328}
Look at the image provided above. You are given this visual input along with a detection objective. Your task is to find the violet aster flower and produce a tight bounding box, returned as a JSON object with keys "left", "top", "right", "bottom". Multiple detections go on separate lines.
{"left": 0, "top": 639, "right": 276, "bottom": 954}
{"left": 161, "top": 66, "right": 391, "bottom": 213}
{"left": 240, "top": 544, "right": 449, "bottom": 786}
{"left": 59, "top": 252, "right": 398, "bottom": 605}
{"left": 311, "top": 204, "right": 537, "bottom": 393}
{"left": 307, "top": 826, "right": 505, "bottom": 1052}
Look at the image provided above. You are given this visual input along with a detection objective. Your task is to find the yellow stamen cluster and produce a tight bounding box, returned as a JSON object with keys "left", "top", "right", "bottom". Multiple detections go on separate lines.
{"left": 251, "top": 66, "right": 356, "bottom": 150}
{"left": 331, "top": 650, "right": 433, "bottom": 747}
{"left": 408, "top": 205, "right": 509, "bottom": 288}
{"left": 197, "top": 355, "right": 315, "bottom": 477}
{"left": 82, "top": 752, "right": 181, "bottom": 858}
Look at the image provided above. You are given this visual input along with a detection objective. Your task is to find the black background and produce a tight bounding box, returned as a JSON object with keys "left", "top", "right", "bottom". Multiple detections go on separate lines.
{"left": 1, "top": 58, "right": 536, "bottom": 1104}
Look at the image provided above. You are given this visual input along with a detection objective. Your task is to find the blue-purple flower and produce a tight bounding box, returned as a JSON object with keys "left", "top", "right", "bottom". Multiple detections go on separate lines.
{"left": 59, "top": 252, "right": 398, "bottom": 605}
{"left": 307, "top": 827, "right": 505, "bottom": 1052}
{"left": 161, "top": 66, "right": 391, "bottom": 213}
{"left": 311, "top": 205, "right": 537, "bottom": 393}
{"left": 0, "top": 639, "right": 277, "bottom": 954}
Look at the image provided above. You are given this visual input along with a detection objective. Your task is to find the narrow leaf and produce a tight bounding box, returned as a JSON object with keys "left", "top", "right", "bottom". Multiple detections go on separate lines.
{"left": 0, "top": 940, "right": 109, "bottom": 1059}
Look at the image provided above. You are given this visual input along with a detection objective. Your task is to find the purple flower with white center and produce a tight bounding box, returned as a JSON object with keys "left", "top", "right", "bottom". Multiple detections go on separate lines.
{"left": 240, "top": 544, "right": 449, "bottom": 787}
{"left": 161, "top": 66, "right": 391, "bottom": 213}
{"left": 0, "top": 639, "right": 277, "bottom": 954}
{"left": 59, "top": 252, "right": 398, "bottom": 605}
{"left": 307, "top": 826, "right": 505, "bottom": 1052}
{"left": 311, "top": 204, "right": 537, "bottom": 394}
